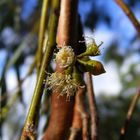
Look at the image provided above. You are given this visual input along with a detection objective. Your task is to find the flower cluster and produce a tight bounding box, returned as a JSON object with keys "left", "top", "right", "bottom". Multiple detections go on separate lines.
{"left": 45, "top": 39, "right": 105, "bottom": 100}
{"left": 55, "top": 46, "right": 75, "bottom": 68}
{"left": 46, "top": 72, "right": 79, "bottom": 101}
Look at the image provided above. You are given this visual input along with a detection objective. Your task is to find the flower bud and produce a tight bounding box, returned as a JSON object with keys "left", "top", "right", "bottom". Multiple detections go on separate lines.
{"left": 77, "top": 41, "right": 103, "bottom": 58}
{"left": 77, "top": 59, "right": 105, "bottom": 75}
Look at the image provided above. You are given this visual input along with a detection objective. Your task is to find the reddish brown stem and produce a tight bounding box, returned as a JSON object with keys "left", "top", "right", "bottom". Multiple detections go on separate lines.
{"left": 43, "top": 92, "right": 75, "bottom": 140}
{"left": 69, "top": 87, "right": 90, "bottom": 140}
{"left": 119, "top": 86, "right": 140, "bottom": 140}
{"left": 115, "top": 0, "right": 140, "bottom": 37}
{"left": 57, "top": 0, "right": 78, "bottom": 47}
{"left": 68, "top": 91, "right": 83, "bottom": 140}
{"left": 76, "top": 87, "right": 90, "bottom": 140}
{"left": 86, "top": 72, "right": 98, "bottom": 140}
{"left": 82, "top": 114, "right": 89, "bottom": 140}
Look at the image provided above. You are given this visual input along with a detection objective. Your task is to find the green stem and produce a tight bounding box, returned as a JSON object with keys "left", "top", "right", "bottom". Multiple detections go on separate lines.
{"left": 20, "top": 0, "right": 60, "bottom": 139}
{"left": 37, "top": 0, "right": 49, "bottom": 73}
{"left": 77, "top": 59, "right": 87, "bottom": 66}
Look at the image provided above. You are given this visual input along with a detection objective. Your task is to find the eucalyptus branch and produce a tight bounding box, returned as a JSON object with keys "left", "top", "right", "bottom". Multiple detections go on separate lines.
{"left": 0, "top": 58, "right": 35, "bottom": 130}
{"left": 20, "top": 0, "right": 60, "bottom": 139}
{"left": 76, "top": 87, "right": 89, "bottom": 140}
{"left": 1, "top": 90, "right": 19, "bottom": 122}
{"left": 68, "top": 68, "right": 87, "bottom": 140}
{"left": 86, "top": 72, "right": 98, "bottom": 140}
{"left": 115, "top": 0, "right": 140, "bottom": 37}
{"left": 119, "top": 86, "right": 140, "bottom": 140}
{"left": 37, "top": 0, "right": 49, "bottom": 72}
{"left": 69, "top": 128, "right": 80, "bottom": 140}
{"left": 68, "top": 84, "right": 89, "bottom": 140}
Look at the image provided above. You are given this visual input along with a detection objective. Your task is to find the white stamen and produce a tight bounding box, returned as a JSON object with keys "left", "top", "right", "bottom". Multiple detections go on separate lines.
{"left": 55, "top": 46, "right": 75, "bottom": 68}
{"left": 46, "top": 72, "right": 79, "bottom": 100}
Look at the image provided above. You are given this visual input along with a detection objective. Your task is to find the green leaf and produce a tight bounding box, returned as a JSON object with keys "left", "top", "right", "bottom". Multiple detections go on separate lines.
{"left": 77, "top": 59, "right": 106, "bottom": 75}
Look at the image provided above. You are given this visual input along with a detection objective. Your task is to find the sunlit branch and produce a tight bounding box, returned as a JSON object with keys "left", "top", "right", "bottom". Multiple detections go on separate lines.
{"left": 115, "top": 0, "right": 140, "bottom": 37}
{"left": 37, "top": 0, "right": 49, "bottom": 73}
{"left": 86, "top": 72, "right": 98, "bottom": 140}
{"left": 76, "top": 87, "right": 89, "bottom": 140}
{"left": 119, "top": 86, "right": 140, "bottom": 140}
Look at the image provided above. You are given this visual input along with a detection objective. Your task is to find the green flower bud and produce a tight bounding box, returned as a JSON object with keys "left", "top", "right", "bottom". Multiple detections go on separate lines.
{"left": 77, "top": 59, "right": 105, "bottom": 75}
{"left": 77, "top": 41, "right": 103, "bottom": 58}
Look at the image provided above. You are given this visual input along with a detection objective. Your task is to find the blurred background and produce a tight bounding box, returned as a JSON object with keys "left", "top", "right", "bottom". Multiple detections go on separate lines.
{"left": 0, "top": 0, "right": 140, "bottom": 140}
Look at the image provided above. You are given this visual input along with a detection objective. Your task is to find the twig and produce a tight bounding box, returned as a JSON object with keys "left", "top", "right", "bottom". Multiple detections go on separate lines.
{"left": 15, "top": 66, "right": 24, "bottom": 104}
{"left": 69, "top": 128, "right": 80, "bottom": 140}
{"left": 0, "top": 58, "right": 36, "bottom": 102}
{"left": 37, "top": 0, "right": 49, "bottom": 72}
{"left": 86, "top": 72, "right": 98, "bottom": 140}
{"left": 77, "top": 87, "right": 89, "bottom": 140}
{"left": 115, "top": 0, "right": 140, "bottom": 37}
{"left": 69, "top": 102, "right": 82, "bottom": 140}
{"left": 82, "top": 114, "right": 89, "bottom": 140}
{"left": 0, "top": 90, "right": 20, "bottom": 121}
{"left": 68, "top": 87, "right": 84, "bottom": 140}
{"left": 119, "top": 86, "right": 140, "bottom": 140}
{"left": 69, "top": 87, "right": 89, "bottom": 140}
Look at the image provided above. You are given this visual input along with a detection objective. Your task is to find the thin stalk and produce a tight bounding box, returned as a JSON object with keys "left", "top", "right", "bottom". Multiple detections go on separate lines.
{"left": 20, "top": 0, "right": 60, "bottom": 139}
{"left": 86, "top": 72, "right": 98, "bottom": 140}
{"left": 1, "top": 90, "right": 19, "bottom": 122}
{"left": 119, "top": 86, "right": 140, "bottom": 140}
{"left": 76, "top": 87, "right": 89, "bottom": 140}
{"left": 115, "top": 0, "right": 140, "bottom": 37}
{"left": 37, "top": 0, "right": 49, "bottom": 72}
{"left": 15, "top": 66, "right": 24, "bottom": 104}
{"left": 68, "top": 68, "right": 85, "bottom": 140}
